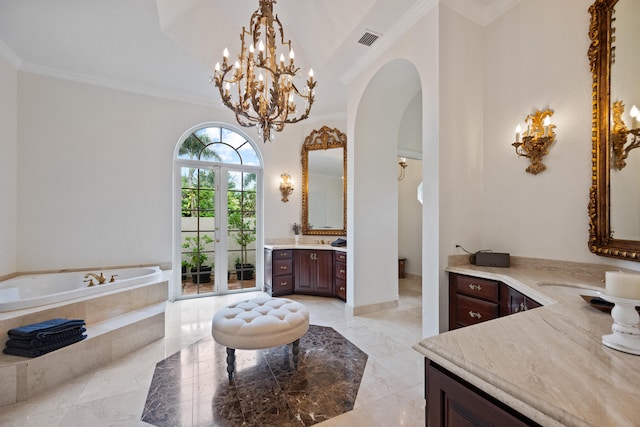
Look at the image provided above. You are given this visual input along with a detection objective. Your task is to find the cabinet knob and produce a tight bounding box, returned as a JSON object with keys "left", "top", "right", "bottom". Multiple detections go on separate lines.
{"left": 468, "top": 311, "right": 482, "bottom": 319}
{"left": 340, "top": 269, "right": 346, "bottom": 274}
{"left": 281, "top": 281, "right": 288, "bottom": 286}
{"left": 280, "top": 265, "right": 288, "bottom": 270}
{"left": 340, "top": 287, "right": 345, "bottom": 292}
{"left": 468, "top": 284, "right": 482, "bottom": 292}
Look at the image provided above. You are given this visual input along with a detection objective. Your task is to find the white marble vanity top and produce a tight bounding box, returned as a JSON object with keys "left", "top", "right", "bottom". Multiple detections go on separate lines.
{"left": 264, "top": 243, "right": 347, "bottom": 253}
{"left": 413, "top": 258, "right": 640, "bottom": 426}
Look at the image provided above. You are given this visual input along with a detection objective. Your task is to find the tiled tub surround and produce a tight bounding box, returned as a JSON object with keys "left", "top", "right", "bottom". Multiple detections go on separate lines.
{"left": 0, "top": 267, "right": 163, "bottom": 312}
{"left": 0, "top": 278, "right": 168, "bottom": 407}
{"left": 414, "top": 256, "right": 640, "bottom": 427}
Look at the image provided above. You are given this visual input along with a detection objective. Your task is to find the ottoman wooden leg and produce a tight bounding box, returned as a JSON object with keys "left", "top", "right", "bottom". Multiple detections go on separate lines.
{"left": 226, "top": 348, "right": 236, "bottom": 381}
{"left": 292, "top": 339, "right": 300, "bottom": 367}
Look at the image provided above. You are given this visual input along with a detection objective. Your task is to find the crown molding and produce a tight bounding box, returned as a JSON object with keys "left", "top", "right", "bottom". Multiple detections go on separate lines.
{"left": 341, "top": 0, "right": 438, "bottom": 84}
{"left": 0, "top": 39, "right": 23, "bottom": 69}
{"left": 18, "top": 61, "right": 217, "bottom": 107}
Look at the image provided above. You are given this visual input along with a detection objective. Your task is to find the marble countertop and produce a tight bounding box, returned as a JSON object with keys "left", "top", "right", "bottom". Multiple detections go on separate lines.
{"left": 413, "top": 259, "right": 640, "bottom": 427}
{"left": 264, "top": 243, "right": 347, "bottom": 253}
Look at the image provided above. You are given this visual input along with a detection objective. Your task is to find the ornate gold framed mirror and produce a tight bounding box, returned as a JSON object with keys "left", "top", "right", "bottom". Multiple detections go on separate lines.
{"left": 301, "top": 126, "right": 347, "bottom": 236}
{"left": 588, "top": 0, "right": 640, "bottom": 260}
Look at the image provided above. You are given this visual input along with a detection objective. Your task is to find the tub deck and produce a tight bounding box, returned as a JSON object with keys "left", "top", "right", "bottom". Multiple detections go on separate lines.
{"left": 0, "top": 278, "right": 168, "bottom": 407}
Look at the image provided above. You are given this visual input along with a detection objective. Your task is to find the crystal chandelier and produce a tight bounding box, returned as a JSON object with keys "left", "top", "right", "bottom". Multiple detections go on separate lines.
{"left": 212, "top": 0, "right": 317, "bottom": 143}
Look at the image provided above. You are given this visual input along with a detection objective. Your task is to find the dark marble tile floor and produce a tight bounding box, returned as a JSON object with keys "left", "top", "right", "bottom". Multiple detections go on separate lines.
{"left": 141, "top": 325, "right": 368, "bottom": 427}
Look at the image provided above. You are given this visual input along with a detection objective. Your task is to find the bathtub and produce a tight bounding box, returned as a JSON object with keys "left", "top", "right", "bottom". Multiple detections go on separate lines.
{"left": 0, "top": 266, "right": 163, "bottom": 312}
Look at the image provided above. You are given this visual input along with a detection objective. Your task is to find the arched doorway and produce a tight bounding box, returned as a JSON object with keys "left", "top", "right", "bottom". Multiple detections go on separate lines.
{"left": 350, "top": 59, "right": 423, "bottom": 314}
{"left": 174, "top": 124, "right": 263, "bottom": 299}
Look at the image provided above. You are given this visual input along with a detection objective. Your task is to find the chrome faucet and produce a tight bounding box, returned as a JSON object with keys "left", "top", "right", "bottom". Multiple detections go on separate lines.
{"left": 84, "top": 272, "right": 107, "bottom": 285}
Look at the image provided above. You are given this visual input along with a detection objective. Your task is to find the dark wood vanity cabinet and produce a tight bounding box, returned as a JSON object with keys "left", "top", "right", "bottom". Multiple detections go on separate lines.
{"left": 265, "top": 248, "right": 346, "bottom": 299}
{"left": 501, "top": 285, "right": 541, "bottom": 315}
{"left": 294, "top": 250, "right": 334, "bottom": 296}
{"left": 449, "top": 274, "right": 500, "bottom": 329}
{"left": 267, "top": 249, "right": 294, "bottom": 296}
{"left": 449, "top": 273, "right": 540, "bottom": 330}
{"left": 334, "top": 252, "right": 347, "bottom": 300}
{"left": 425, "top": 360, "right": 538, "bottom": 427}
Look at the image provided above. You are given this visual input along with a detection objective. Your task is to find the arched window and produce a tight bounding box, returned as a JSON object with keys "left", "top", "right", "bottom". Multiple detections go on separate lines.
{"left": 175, "top": 124, "right": 262, "bottom": 298}
{"left": 177, "top": 127, "right": 260, "bottom": 165}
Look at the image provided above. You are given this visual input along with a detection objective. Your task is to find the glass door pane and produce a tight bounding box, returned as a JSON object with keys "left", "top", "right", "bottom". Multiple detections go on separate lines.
{"left": 227, "top": 170, "right": 258, "bottom": 291}
{"left": 180, "top": 166, "right": 217, "bottom": 296}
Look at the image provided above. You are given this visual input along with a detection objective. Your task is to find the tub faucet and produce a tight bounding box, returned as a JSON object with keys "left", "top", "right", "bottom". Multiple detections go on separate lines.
{"left": 84, "top": 272, "right": 106, "bottom": 284}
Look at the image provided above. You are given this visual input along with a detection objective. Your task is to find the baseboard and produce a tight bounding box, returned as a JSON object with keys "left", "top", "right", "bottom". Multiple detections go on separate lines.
{"left": 348, "top": 299, "right": 399, "bottom": 316}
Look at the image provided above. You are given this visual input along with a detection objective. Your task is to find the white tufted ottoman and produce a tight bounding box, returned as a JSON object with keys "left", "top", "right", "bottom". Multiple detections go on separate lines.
{"left": 211, "top": 297, "right": 309, "bottom": 380}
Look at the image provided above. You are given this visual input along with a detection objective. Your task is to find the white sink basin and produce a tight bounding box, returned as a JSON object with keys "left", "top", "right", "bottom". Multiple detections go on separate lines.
{"left": 538, "top": 283, "right": 601, "bottom": 297}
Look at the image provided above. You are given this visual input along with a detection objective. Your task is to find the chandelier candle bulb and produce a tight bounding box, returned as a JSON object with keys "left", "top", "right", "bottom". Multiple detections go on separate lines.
{"left": 543, "top": 116, "right": 550, "bottom": 136}
{"left": 515, "top": 125, "right": 521, "bottom": 142}
{"left": 631, "top": 104, "right": 639, "bottom": 129}
{"left": 605, "top": 271, "right": 640, "bottom": 299}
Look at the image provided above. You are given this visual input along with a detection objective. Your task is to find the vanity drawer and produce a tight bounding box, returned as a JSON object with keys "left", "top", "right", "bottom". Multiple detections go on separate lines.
{"left": 454, "top": 275, "right": 499, "bottom": 302}
{"left": 335, "top": 278, "right": 346, "bottom": 300}
{"left": 273, "top": 249, "right": 293, "bottom": 260}
{"left": 273, "top": 259, "right": 293, "bottom": 276}
{"left": 272, "top": 275, "right": 294, "bottom": 296}
{"left": 335, "top": 261, "right": 346, "bottom": 280}
{"left": 454, "top": 295, "right": 499, "bottom": 328}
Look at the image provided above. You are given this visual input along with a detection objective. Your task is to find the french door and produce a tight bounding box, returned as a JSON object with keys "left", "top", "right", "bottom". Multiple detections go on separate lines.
{"left": 179, "top": 164, "right": 259, "bottom": 297}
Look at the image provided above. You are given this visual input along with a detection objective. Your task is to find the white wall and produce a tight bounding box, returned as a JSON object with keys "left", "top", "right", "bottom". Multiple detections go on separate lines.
{"left": 15, "top": 72, "right": 336, "bottom": 272}
{"left": 437, "top": 5, "right": 486, "bottom": 331}
{"left": 399, "top": 92, "right": 423, "bottom": 157}
{"left": 481, "top": 0, "right": 601, "bottom": 264}
{"left": 0, "top": 54, "right": 17, "bottom": 276}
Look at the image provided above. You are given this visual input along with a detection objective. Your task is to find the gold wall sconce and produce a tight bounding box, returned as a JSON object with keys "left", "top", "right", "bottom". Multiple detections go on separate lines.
{"left": 279, "top": 173, "right": 294, "bottom": 202}
{"left": 512, "top": 108, "right": 556, "bottom": 175}
{"left": 398, "top": 157, "right": 408, "bottom": 181}
{"left": 611, "top": 100, "right": 640, "bottom": 170}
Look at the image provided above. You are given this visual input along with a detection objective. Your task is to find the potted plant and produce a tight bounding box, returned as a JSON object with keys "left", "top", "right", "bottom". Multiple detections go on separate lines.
{"left": 291, "top": 222, "right": 301, "bottom": 244}
{"left": 182, "top": 234, "right": 213, "bottom": 283}
{"left": 231, "top": 219, "right": 256, "bottom": 280}
{"left": 233, "top": 256, "right": 250, "bottom": 280}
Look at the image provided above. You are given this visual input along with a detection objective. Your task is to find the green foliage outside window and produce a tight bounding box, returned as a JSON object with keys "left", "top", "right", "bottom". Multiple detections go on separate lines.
{"left": 228, "top": 173, "right": 257, "bottom": 266}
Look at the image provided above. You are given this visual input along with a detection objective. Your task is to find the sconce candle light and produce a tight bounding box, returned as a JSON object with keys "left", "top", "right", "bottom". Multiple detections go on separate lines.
{"left": 611, "top": 100, "right": 640, "bottom": 170}
{"left": 512, "top": 108, "right": 556, "bottom": 175}
{"left": 279, "top": 173, "right": 294, "bottom": 202}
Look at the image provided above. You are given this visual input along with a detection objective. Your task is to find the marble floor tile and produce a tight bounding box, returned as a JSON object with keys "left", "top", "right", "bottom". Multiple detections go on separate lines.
{"left": 141, "top": 325, "right": 368, "bottom": 426}
{"left": 0, "top": 279, "right": 425, "bottom": 427}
